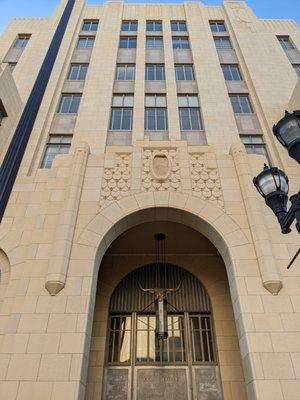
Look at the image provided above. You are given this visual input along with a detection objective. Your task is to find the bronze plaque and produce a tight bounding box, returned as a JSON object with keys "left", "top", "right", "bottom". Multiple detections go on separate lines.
{"left": 195, "top": 366, "right": 222, "bottom": 400}
{"left": 137, "top": 368, "right": 188, "bottom": 400}
{"left": 104, "top": 368, "right": 128, "bottom": 400}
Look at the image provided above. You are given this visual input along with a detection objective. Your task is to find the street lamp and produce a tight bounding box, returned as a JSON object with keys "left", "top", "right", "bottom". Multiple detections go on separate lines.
{"left": 253, "top": 164, "right": 294, "bottom": 233}
{"left": 273, "top": 110, "right": 300, "bottom": 163}
{"left": 253, "top": 110, "right": 300, "bottom": 240}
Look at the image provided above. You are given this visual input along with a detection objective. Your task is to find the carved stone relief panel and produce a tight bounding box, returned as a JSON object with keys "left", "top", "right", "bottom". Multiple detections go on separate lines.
{"left": 190, "top": 153, "right": 224, "bottom": 209}
{"left": 142, "top": 149, "right": 181, "bottom": 192}
{"left": 100, "top": 153, "right": 131, "bottom": 208}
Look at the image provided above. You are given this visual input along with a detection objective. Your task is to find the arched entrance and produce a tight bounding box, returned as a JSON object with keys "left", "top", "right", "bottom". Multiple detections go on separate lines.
{"left": 84, "top": 220, "right": 248, "bottom": 400}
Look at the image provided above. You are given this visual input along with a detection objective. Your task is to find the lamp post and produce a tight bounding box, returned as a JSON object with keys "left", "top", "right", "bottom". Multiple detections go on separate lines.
{"left": 253, "top": 110, "right": 300, "bottom": 267}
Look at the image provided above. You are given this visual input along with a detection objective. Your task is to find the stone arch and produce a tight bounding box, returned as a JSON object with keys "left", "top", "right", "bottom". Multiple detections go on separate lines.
{"left": 75, "top": 191, "right": 255, "bottom": 294}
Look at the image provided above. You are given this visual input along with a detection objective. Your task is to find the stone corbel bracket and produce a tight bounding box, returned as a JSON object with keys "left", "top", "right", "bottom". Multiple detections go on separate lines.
{"left": 231, "top": 141, "right": 282, "bottom": 295}
{"left": 45, "top": 141, "right": 90, "bottom": 295}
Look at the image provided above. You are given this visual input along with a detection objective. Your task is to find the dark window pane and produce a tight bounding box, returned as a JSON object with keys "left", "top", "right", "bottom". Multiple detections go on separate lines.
{"left": 185, "top": 66, "right": 194, "bottom": 80}
{"left": 222, "top": 65, "right": 231, "bottom": 80}
{"left": 122, "top": 109, "right": 132, "bottom": 130}
{"left": 145, "top": 108, "right": 155, "bottom": 130}
{"left": 78, "top": 65, "right": 88, "bottom": 80}
{"left": 231, "top": 66, "right": 241, "bottom": 80}
{"left": 146, "top": 65, "right": 154, "bottom": 80}
{"left": 156, "top": 108, "right": 167, "bottom": 130}
{"left": 190, "top": 108, "right": 201, "bottom": 130}
{"left": 128, "top": 37, "right": 137, "bottom": 48}
{"left": 175, "top": 66, "right": 184, "bottom": 80}
{"left": 171, "top": 22, "right": 178, "bottom": 31}
{"left": 110, "top": 108, "right": 122, "bottom": 130}
{"left": 172, "top": 38, "right": 180, "bottom": 49}
{"left": 68, "top": 65, "right": 79, "bottom": 80}
{"left": 179, "top": 22, "right": 187, "bottom": 31}
{"left": 156, "top": 65, "right": 165, "bottom": 80}
{"left": 86, "top": 38, "right": 94, "bottom": 48}
{"left": 69, "top": 96, "right": 81, "bottom": 113}
{"left": 126, "top": 66, "right": 135, "bottom": 80}
{"left": 230, "top": 96, "right": 241, "bottom": 113}
{"left": 240, "top": 96, "right": 252, "bottom": 113}
{"left": 117, "top": 66, "right": 126, "bottom": 80}
{"left": 181, "top": 39, "right": 189, "bottom": 49}
{"left": 119, "top": 37, "right": 127, "bottom": 48}
{"left": 179, "top": 108, "right": 191, "bottom": 130}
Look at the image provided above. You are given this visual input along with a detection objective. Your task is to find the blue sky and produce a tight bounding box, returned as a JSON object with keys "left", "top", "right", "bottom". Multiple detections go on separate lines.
{"left": 0, "top": 0, "right": 299, "bottom": 34}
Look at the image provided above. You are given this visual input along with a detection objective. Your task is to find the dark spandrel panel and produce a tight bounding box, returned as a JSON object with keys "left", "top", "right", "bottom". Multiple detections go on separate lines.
{"left": 137, "top": 368, "right": 188, "bottom": 400}
{"left": 104, "top": 369, "right": 128, "bottom": 400}
{"left": 194, "top": 366, "right": 222, "bottom": 400}
{"left": 110, "top": 263, "right": 211, "bottom": 313}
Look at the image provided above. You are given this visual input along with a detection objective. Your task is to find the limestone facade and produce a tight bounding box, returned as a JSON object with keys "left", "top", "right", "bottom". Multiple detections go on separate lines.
{"left": 0, "top": 1, "right": 299, "bottom": 400}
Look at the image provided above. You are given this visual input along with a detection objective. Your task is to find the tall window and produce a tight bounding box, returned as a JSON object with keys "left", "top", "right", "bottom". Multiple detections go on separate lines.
{"left": 278, "top": 36, "right": 294, "bottom": 50}
{"left": 221, "top": 64, "right": 242, "bottom": 81}
{"left": 110, "top": 95, "right": 134, "bottom": 130}
{"left": 178, "top": 95, "right": 202, "bottom": 131}
{"left": 115, "top": 64, "right": 135, "bottom": 80}
{"left": 171, "top": 21, "right": 187, "bottom": 32}
{"left": 76, "top": 36, "right": 94, "bottom": 49}
{"left": 240, "top": 135, "right": 269, "bottom": 160}
{"left": 214, "top": 37, "right": 232, "bottom": 49}
{"left": 0, "top": 99, "right": 8, "bottom": 126}
{"left": 67, "top": 64, "right": 88, "bottom": 81}
{"left": 146, "top": 36, "right": 163, "bottom": 49}
{"left": 230, "top": 95, "right": 253, "bottom": 114}
{"left": 121, "top": 21, "right": 138, "bottom": 31}
{"left": 190, "top": 315, "right": 215, "bottom": 362}
{"left": 209, "top": 21, "right": 226, "bottom": 33}
{"left": 145, "top": 95, "right": 168, "bottom": 131}
{"left": 175, "top": 65, "right": 195, "bottom": 80}
{"left": 172, "top": 37, "right": 190, "bottom": 49}
{"left": 146, "top": 20, "right": 162, "bottom": 32}
{"left": 58, "top": 94, "right": 81, "bottom": 114}
{"left": 145, "top": 64, "right": 165, "bottom": 80}
{"left": 82, "top": 20, "right": 98, "bottom": 32}
{"left": 41, "top": 135, "right": 72, "bottom": 169}
{"left": 119, "top": 36, "right": 137, "bottom": 49}
{"left": 293, "top": 64, "right": 300, "bottom": 77}
{"left": 14, "top": 35, "right": 30, "bottom": 48}
{"left": 108, "top": 315, "right": 132, "bottom": 364}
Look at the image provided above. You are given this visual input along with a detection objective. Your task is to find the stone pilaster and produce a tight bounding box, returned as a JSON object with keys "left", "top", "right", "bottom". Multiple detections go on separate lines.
{"left": 45, "top": 141, "right": 90, "bottom": 295}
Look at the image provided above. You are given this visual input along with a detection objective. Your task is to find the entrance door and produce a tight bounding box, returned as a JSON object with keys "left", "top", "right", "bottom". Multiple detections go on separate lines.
{"left": 102, "top": 264, "right": 223, "bottom": 400}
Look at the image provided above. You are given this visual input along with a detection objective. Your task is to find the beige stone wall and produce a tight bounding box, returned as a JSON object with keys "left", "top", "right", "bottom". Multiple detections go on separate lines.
{"left": 0, "top": 1, "right": 299, "bottom": 400}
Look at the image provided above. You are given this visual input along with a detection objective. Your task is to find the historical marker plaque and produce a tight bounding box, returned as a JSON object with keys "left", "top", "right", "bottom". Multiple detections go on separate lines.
{"left": 136, "top": 368, "right": 188, "bottom": 400}
{"left": 104, "top": 368, "right": 129, "bottom": 400}
{"left": 194, "top": 366, "right": 222, "bottom": 400}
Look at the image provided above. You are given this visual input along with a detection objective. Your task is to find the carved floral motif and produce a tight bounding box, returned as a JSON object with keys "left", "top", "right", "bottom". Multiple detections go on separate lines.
{"left": 142, "top": 149, "right": 180, "bottom": 191}
{"left": 190, "top": 153, "right": 224, "bottom": 208}
{"left": 100, "top": 153, "right": 131, "bottom": 208}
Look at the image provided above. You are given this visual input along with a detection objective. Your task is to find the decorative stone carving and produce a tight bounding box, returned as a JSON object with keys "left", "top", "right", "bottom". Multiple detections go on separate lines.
{"left": 190, "top": 153, "right": 224, "bottom": 209}
{"left": 100, "top": 153, "right": 131, "bottom": 208}
{"left": 142, "top": 149, "right": 180, "bottom": 191}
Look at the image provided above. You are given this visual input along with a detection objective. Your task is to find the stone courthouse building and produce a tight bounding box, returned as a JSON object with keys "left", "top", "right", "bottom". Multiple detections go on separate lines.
{"left": 0, "top": 0, "right": 300, "bottom": 399}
